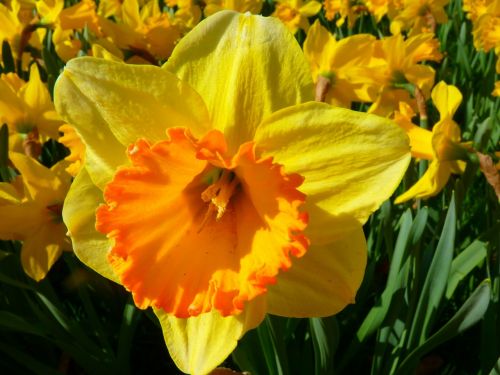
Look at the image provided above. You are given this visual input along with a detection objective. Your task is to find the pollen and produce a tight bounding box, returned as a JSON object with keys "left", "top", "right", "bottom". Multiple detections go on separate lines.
{"left": 201, "top": 170, "right": 240, "bottom": 221}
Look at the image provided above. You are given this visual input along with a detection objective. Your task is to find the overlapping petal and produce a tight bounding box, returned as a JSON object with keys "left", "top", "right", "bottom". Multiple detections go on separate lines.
{"left": 165, "top": 11, "right": 314, "bottom": 152}
{"left": 254, "top": 102, "right": 411, "bottom": 243}
{"left": 156, "top": 296, "right": 266, "bottom": 375}
{"left": 54, "top": 58, "right": 210, "bottom": 187}
{"left": 62, "top": 168, "right": 119, "bottom": 282}
{"left": 267, "top": 227, "right": 367, "bottom": 317}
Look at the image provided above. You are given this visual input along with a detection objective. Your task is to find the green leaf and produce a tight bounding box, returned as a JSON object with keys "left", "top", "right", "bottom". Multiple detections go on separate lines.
{"left": 489, "top": 356, "right": 500, "bottom": 375}
{"left": 446, "top": 240, "right": 488, "bottom": 299}
{"left": 0, "top": 311, "right": 48, "bottom": 336}
{"left": 0, "top": 342, "right": 62, "bottom": 375}
{"left": 397, "top": 280, "right": 491, "bottom": 374}
{"left": 356, "top": 209, "right": 413, "bottom": 342}
{"left": 256, "top": 316, "right": 289, "bottom": 375}
{"left": 309, "top": 317, "right": 337, "bottom": 375}
{"left": 407, "top": 194, "right": 456, "bottom": 349}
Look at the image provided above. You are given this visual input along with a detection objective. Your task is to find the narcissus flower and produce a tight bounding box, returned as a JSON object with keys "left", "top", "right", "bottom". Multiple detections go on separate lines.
{"left": 349, "top": 33, "right": 442, "bottom": 116}
{"left": 0, "top": 153, "right": 71, "bottom": 280}
{"left": 55, "top": 11, "right": 410, "bottom": 374}
{"left": 99, "top": 0, "right": 181, "bottom": 62}
{"left": 0, "top": 64, "right": 63, "bottom": 140}
{"left": 390, "top": 0, "right": 449, "bottom": 36}
{"left": 272, "top": 0, "right": 322, "bottom": 34}
{"left": 395, "top": 81, "right": 468, "bottom": 203}
{"left": 303, "top": 20, "right": 376, "bottom": 107}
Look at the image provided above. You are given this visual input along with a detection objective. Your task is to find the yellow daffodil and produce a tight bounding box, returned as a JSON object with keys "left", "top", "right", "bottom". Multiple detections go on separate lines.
{"left": 98, "top": 0, "right": 145, "bottom": 19}
{"left": 100, "top": 0, "right": 181, "bottom": 62}
{"left": 0, "top": 0, "right": 45, "bottom": 63}
{"left": 365, "top": 0, "right": 404, "bottom": 22}
{"left": 323, "top": 0, "right": 361, "bottom": 28}
{"left": 36, "top": 0, "right": 64, "bottom": 25}
{"left": 350, "top": 33, "right": 442, "bottom": 116}
{"left": 36, "top": 0, "right": 103, "bottom": 62}
{"left": 303, "top": 20, "right": 376, "bottom": 107}
{"left": 0, "top": 64, "right": 63, "bottom": 140}
{"left": 395, "top": 81, "right": 468, "bottom": 203}
{"left": 390, "top": 0, "right": 449, "bottom": 36}
{"left": 471, "top": 0, "right": 500, "bottom": 52}
{"left": 55, "top": 11, "right": 410, "bottom": 374}
{"left": 0, "top": 153, "right": 71, "bottom": 280}
{"left": 463, "top": 0, "right": 491, "bottom": 23}
{"left": 170, "top": 0, "right": 202, "bottom": 32}
{"left": 272, "top": 0, "right": 322, "bottom": 34}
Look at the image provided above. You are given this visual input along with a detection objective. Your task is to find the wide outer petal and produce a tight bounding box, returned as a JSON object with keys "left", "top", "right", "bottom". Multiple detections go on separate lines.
{"left": 266, "top": 226, "right": 366, "bottom": 317}
{"left": 54, "top": 57, "right": 211, "bottom": 188}
{"left": 62, "top": 168, "right": 119, "bottom": 283}
{"left": 165, "top": 10, "right": 314, "bottom": 153}
{"left": 254, "top": 102, "right": 410, "bottom": 243}
{"left": 156, "top": 296, "right": 266, "bottom": 375}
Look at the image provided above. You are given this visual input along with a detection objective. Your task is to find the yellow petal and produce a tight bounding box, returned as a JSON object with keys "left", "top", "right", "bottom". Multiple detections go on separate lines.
{"left": 254, "top": 102, "right": 410, "bottom": 243}
{"left": 404, "top": 64, "right": 435, "bottom": 96}
{"left": 0, "top": 75, "right": 26, "bottom": 128}
{"left": 394, "top": 107, "right": 434, "bottom": 160}
{"left": 9, "top": 152, "right": 63, "bottom": 202}
{"left": 62, "top": 168, "right": 119, "bottom": 283}
{"left": 303, "top": 20, "right": 331, "bottom": 80}
{"left": 267, "top": 226, "right": 366, "bottom": 317}
{"left": 431, "top": 81, "right": 463, "bottom": 119}
{"left": 165, "top": 10, "right": 314, "bottom": 153}
{"left": 21, "top": 224, "right": 65, "bottom": 281}
{"left": 57, "top": 57, "right": 210, "bottom": 143}
{"left": 156, "top": 296, "right": 266, "bottom": 375}
{"left": 0, "top": 202, "right": 41, "bottom": 240}
{"left": 54, "top": 57, "right": 210, "bottom": 187}
{"left": 394, "top": 159, "right": 451, "bottom": 203}
{"left": 20, "top": 64, "right": 54, "bottom": 116}
{"left": 299, "top": 0, "right": 322, "bottom": 17}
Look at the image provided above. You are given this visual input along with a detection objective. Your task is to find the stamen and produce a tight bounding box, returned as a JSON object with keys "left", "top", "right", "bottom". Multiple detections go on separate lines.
{"left": 200, "top": 170, "right": 240, "bottom": 229}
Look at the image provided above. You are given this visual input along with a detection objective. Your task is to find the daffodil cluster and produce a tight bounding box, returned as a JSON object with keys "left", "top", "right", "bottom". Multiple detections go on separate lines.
{"left": 463, "top": 0, "right": 500, "bottom": 96}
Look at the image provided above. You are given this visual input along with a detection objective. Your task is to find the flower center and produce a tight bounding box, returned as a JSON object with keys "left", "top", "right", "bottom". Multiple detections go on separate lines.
{"left": 201, "top": 169, "right": 240, "bottom": 223}
{"left": 96, "top": 128, "right": 309, "bottom": 318}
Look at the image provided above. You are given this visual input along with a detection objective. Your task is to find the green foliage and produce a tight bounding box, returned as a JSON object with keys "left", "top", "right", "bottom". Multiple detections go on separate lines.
{"left": 0, "top": 0, "right": 498, "bottom": 373}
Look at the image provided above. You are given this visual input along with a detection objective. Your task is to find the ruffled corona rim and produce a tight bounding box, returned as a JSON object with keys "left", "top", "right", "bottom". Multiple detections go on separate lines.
{"left": 96, "top": 127, "right": 309, "bottom": 318}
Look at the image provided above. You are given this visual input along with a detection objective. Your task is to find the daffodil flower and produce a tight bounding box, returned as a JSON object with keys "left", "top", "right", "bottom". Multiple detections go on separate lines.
{"left": 349, "top": 32, "right": 442, "bottom": 116}
{"left": 0, "top": 64, "right": 63, "bottom": 140}
{"left": 365, "top": 0, "right": 404, "bottom": 23}
{"left": 0, "top": 153, "right": 71, "bottom": 281}
{"left": 55, "top": 11, "right": 410, "bottom": 374}
{"left": 390, "top": 0, "right": 449, "bottom": 36}
{"left": 272, "top": 0, "right": 322, "bottom": 34}
{"left": 395, "top": 81, "right": 468, "bottom": 203}
{"left": 99, "top": 0, "right": 181, "bottom": 62}
{"left": 323, "top": 0, "right": 359, "bottom": 28}
{"left": 303, "top": 20, "right": 376, "bottom": 107}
